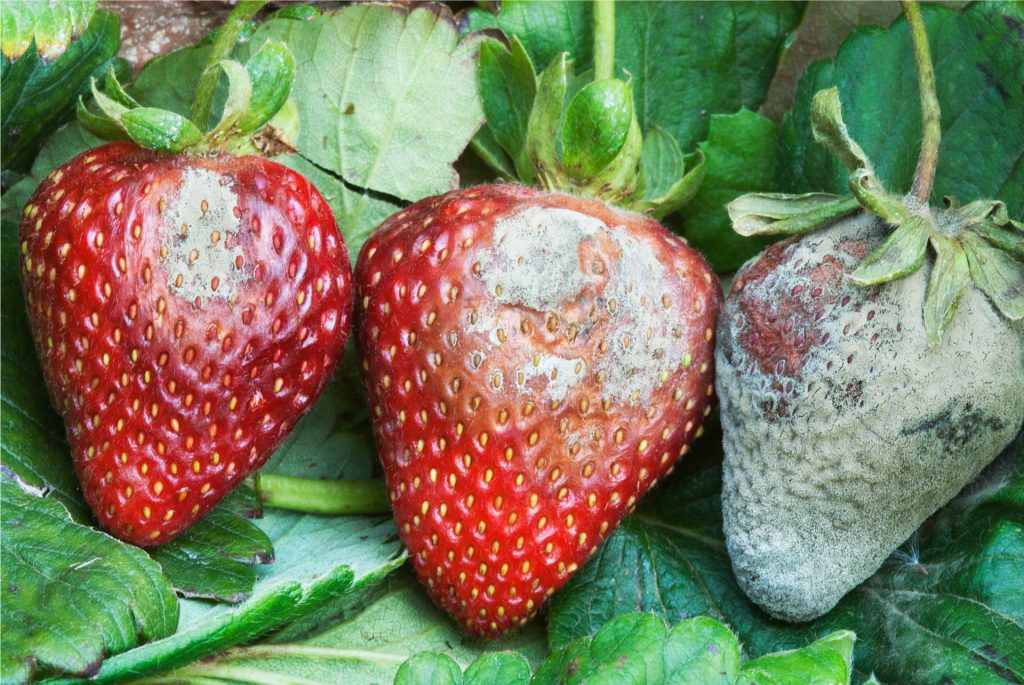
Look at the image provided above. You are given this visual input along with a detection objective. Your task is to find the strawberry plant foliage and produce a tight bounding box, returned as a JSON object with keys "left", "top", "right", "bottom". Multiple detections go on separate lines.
{"left": 0, "top": 480, "right": 178, "bottom": 684}
{"left": 777, "top": 2, "right": 1024, "bottom": 214}
{"left": 1, "top": 2, "right": 122, "bottom": 177}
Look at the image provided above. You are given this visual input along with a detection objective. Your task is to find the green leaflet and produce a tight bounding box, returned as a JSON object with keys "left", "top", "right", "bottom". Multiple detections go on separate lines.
{"left": 850, "top": 216, "right": 931, "bottom": 285}
{"left": 237, "top": 39, "right": 294, "bottom": 134}
{"left": 961, "top": 232, "right": 1024, "bottom": 320}
{"left": 463, "top": 653, "right": 531, "bottom": 685}
{"left": 119, "top": 571, "right": 548, "bottom": 685}
{"left": 1, "top": 481, "right": 179, "bottom": 685}
{"left": 1, "top": 9, "right": 120, "bottom": 174}
{"left": 548, "top": 429, "right": 1024, "bottom": 685}
{"left": 246, "top": 3, "right": 484, "bottom": 203}
{"left": 777, "top": 2, "right": 1024, "bottom": 215}
{"left": 525, "top": 53, "right": 570, "bottom": 191}
{"left": 394, "top": 654, "right": 464, "bottom": 685}
{"left": 634, "top": 130, "right": 705, "bottom": 221}
{"left": 738, "top": 631, "right": 855, "bottom": 685}
{"left": 923, "top": 233, "right": 970, "bottom": 347}
{"left": 119, "top": 107, "right": 203, "bottom": 152}
{"left": 728, "top": 193, "right": 860, "bottom": 237}
{"left": 477, "top": 36, "right": 537, "bottom": 182}
{"left": 809, "top": 87, "right": 870, "bottom": 173}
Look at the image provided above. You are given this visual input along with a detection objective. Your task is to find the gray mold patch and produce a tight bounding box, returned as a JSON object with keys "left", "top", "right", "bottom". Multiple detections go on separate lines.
{"left": 475, "top": 205, "right": 684, "bottom": 405}
{"left": 163, "top": 168, "right": 243, "bottom": 305}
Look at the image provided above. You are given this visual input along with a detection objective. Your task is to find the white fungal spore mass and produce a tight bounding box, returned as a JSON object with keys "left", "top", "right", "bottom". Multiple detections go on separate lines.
{"left": 163, "top": 168, "right": 243, "bottom": 304}
{"left": 474, "top": 205, "right": 684, "bottom": 406}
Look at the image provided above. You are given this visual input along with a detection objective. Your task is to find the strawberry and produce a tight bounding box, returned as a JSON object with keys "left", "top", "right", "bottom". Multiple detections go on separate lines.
{"left": 18, "top": 141, "right": 352, "bottom": 545}
{"left": 717, "top": 213, "right": 1024, "bottom": 621}
{"left": 717, "top": 81, "right": 1024, "bottom": 621}
{"left": 355, "top": 184, "right": 721, "bottom": 637}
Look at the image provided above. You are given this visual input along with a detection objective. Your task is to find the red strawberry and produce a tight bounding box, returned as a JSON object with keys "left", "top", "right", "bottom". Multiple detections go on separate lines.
{"left": 356, "top": 184, "right": 721, "bottom": 637}
{"left": 19, "top": 141, "right": 352, "bottom": 546}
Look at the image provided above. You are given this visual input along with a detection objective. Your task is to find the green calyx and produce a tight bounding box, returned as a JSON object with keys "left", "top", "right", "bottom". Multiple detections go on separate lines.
{"left": 728, "top": 86, "right": 1023, "bottom": 345}
{"left": 728, "top": 0, "right": 1022, "bottom": 345}
{"left": 474, "top": 33, "right": 703, "bottom": 218}
{"left": 76, "top": 2, "right": 297, "bottom": 156}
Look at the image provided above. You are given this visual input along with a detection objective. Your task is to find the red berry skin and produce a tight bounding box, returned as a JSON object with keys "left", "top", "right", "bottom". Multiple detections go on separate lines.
{"left": 356, "top": 185, "right": 721, "bottom": 637}
{"left": 19, "top": 141, "right": 352, "bottom": 546}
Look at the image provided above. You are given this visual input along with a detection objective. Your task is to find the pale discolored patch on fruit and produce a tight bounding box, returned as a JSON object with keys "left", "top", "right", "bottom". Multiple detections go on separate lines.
{"left": 717, "top": 213, "right": 1024, "bottom": 622}
{"left": 162, "top": 168, "right": 244, "bottom": 304}
{"left": 474, "top": 205, "right": 691, "bottom": 406}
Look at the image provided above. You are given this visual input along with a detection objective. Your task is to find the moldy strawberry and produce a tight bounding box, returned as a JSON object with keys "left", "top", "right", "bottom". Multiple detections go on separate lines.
{"left": 18, "top": 15, "right": 352, "bottom": 546}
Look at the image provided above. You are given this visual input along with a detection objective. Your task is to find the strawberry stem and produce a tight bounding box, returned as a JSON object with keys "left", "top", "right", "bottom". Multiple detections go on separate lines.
{"left": 901, "top": 0, "right": 941, "bottom": 204}
{"left": 256, "top": 473, "right": 391, "bottom": 515}
{"left": 191, "top": 0, "right": 267, "bottom": 132}
{"left": 593, "top": 0, "right": 616, "bottom": 81}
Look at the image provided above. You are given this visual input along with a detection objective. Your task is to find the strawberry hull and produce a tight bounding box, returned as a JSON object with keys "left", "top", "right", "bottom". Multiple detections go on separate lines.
{"left": 356, "top": 184, "right": 721, "bottom": 636}
{"left": 19, "top": 142, "right": 353, "bottom": 546}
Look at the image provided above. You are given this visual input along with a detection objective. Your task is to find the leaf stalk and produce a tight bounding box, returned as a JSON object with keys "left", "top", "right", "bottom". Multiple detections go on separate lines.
{"left": 593, "top": 0, "right": 615, "bottom": 81}
{"left": 256, "top": 473, "right": 391, "bottom": 516}
{"left": 901, "top": 0, "right": 941, "bottom": 203}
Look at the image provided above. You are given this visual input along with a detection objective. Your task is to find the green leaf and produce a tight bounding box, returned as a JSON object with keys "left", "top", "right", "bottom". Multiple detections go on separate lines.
{"left": 148, "top": 490, "right": 275, "bottom": 603}
{"left": 205, "top": 59, "right": 252, "bottom": 141}
{"left": 548, "top": 428, "right": 1024, "bottom": 685}
{"left": 469, "top": 126, "right": 518, "bottom": 179}
{"left": 809, "top": 87, "right": 870, "bottom": 173}
{"left": 973, "top": 222, "right": 1024, "bottom": 260}
{"left": 463, "top": 652, "right": 531, "bottom": 685}
{"left": 126, "top": 571, "right": 548, "bottom": 685}
{"left": 778, "top": 2, "right": 1024, "bottom": 214}
{"left": 238, "top": 39, "right": 295, "bottom": 133}
{"left": 562, "top": 78, "right": 633, "bottom": 180}
{"left": 634, "top": 129, "right": 705, "bottom": 219}
{"left": 465, "top": 1, "right": 801, "bottom": 152}
{"left": 1, "top": 9, "right": 119, "bottom": 173}
{"left": 120, "top": 107, "right": 203, "bottom": 152}
{"left": 961, "top": 232, "right": 1024, "bottom": 320}
{"left": 728, "top": 193, "right": 860, "bottom": 237}
{"left": 850, "top": 216, "right": 930, "bottom": 286}
{"left": 525, "top": 52, "right": 569, "bottom": 191}
{"left": 662, "top": 617, "right": 740, "bottom": 685}
{"left": 478, "top": 36, "right": 536, "bottom": 181}
{"left": 639, "top": 126, "right": 686, "bottom": 200}
{"left": 394, "top": 653, "right": 462, "bottom": 685}
{"left": 246, "top": 4, "right": 484, "bottom": 203}
{"left": 0, "top": 0, "right": 96, "bottom": 61}
{"left": 847, "top": 169, "right": 910, "bottom": 226}
{"left": 923, "top": 233, "right": 971, "bottom": 346}
{"left": 737, "top": 630, "right": 855, "bottom": 685}
{"left": 1, "top": 481, "right": 178, "bottom": 684}
{"left": 680, "top": 110, "right": 782, "bottom": 272}
{"left": 102, "top": 65, "right": 139, "bottom": 108}
{"left": 536, "top": 614, "right": 668, "bottom": 685}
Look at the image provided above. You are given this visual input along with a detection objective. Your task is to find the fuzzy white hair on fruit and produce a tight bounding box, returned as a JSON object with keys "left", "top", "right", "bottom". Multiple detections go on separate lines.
{"left": 163, "top": 167, "right": 243, "bottom": 305}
